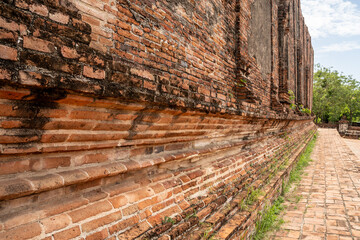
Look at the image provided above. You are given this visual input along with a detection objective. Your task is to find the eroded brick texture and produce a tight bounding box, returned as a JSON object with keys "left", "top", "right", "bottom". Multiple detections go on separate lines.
{"left": 0, "top": 0, "right": 314, "bottom": 239}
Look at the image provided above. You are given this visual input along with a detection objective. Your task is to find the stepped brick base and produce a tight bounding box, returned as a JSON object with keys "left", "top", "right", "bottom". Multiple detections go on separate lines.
{"left": 0, "top": 88, "right": 316, "bottom": 239}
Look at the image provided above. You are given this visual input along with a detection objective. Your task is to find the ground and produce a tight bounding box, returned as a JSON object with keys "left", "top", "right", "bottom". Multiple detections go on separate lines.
{"left": 272, "top": 128, "right": 360, "bottom": 240}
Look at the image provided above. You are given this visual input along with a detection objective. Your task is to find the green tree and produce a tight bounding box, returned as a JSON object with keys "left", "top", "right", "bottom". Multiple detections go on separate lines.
{"left": 313, "top": 65, "right": 360, "bottom": 123}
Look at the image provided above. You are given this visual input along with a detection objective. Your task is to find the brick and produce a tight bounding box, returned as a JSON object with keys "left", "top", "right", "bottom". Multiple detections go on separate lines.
{"left": 0, "top": 17, "right": 21, "bottom": 33}
{"left": 18, "top": 71, "right": 42, "bottom": 86}
{"left": 56, "top": 94, "right": 94, "bottom": 106}
{"left": 117, "top": 221, "right": 151, "bottom": 240}
{"left": 0, "top": 160, "right": 32, "bottom": 175}
{"left": 68, "top": 200, "right": 113, "bottom": 223}
{"left": 83, "top": 165, "right": 110, "bottom": 180}
{"left": 44, "top": 197, "right": 89, "bottom": 217}
{"left": 69, "top": 110, "right": 112, "bottom": 120}
{"left": 93, "top": 122, "right": 132, "bottom": 131}
{"left": 49, "top": 12, "right": 69, "bottom": 24}
{"left": 29, "top": 4, "right": 48, "bottom": 16}
{"left": 130, "top": 68, "right": 155, "bottom": 81}
{"left": 109, "top": 215, "right": 139, "bottom": 235}
{"left": 82, "top": 14, "right": 100, "bottom": 26}
{"left": 83, "top": 65, "right": 105, "bottom": 79}
{"left": 105, "top": 162, "right": 127, "bottom": 175}
{"left": 82, "top": 211, "right": 122, "bottom": 233}
{"left": 57, "top": 169, "right": 89, "bottom": 185}
{"left": 86, "top": 229, "right": 109, "bottom": 240}
{"left": 125, "top": 188, "right": 154, "bottom": 203}
{"left": 147, "top": 206, "right": 181, "bottom": 226}
{"left": 61, "top": 46, "right": 79, "bottom": 59}
{"left": 42, "top": 156, "right": 71, "bottom": 169}
{"left": 79, "top": 153, "right": 109, "bottom": 165}
{"left": 144, "top": 80, "right": 156, "bottom": 90}
{"left": 67, "top": 133, "right": 127, "bottom": 142}
{"left": 40, "top": 214, "right": 71, "bottom": 233}
{"left": 21, "top": 51, "right": 81, "bottom": 74}
{"left": 0, "top": 68, "right": 11, "bottom": 80}
{"left": 43, "top": 120, "right": 94, "bottom": 130}
{"left": 83, "top": 189, "right": 108, "bottom": 202}
{"left": 151, "top": 199, "right": 175, "bottom": 213}
{"left": 123, "top": 204, "right": 139, "bottom": 216}
{"left": 0, "top": 179, "right": 33, "bottom": 200}
{"left": 0, "top": 134, "right": 39, "bottom": 144}
{"left": 0, "top": 44, "right": 17, "bottom": 61}
{"left": 53, "top": 226, "right": 81, "bottom": 240}
{"left": 41, "top": 134, "right": 68, "bottom": 143}
{"left": 0, "top": 29, "right": 17, "bottom": 42}
{"left": 2, "top": 209, "right": 43, "bottom": 230}
{"left": 39, "top": 109, "right": 69, "bottom": 118}
{"left": 150, "top": 184, "right": 166, "bottom": 194}
{"left": 187, "top": 170, "right": 204, "bottom": 180}
{"left": 0, "top": 222, "right": 42, "bottom": 240}
{"left": 138, "top": 196, "right": 161, "bottom": 210}
{"left": 29, "top": 174, "right": 63, "bottom": 192}
{"left": 23, "top": 36, "right": 55, "bottom": 53}
{"left": 109, "top": 195, "right": 128, "bottom": 208}
{"left": 15, "top": 0, "right": 29, "bottom": 9}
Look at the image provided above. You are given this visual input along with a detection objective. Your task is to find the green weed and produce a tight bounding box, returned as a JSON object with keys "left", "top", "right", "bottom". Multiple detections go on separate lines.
{"left": 185, "top": 209, "right": 198, "bottom": 220}
{"left": 252, "top": 197, "right": 285, "bottom": 240}
{"left": 283, "top": 134, "right": 317, "bottom": 196}
{"left": 245, "top": 187, "right": 264, "bottom": 206}
{"left": 252, "top": 133, "right": 317, "bottom": 240}
{"left": 162, "top": 216, "right": 176, "bottom": 225}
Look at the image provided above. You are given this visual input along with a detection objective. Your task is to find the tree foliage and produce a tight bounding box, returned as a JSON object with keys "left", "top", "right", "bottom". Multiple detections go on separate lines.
{"left": 313, "top": 64, "right": 360, "bottom": 123}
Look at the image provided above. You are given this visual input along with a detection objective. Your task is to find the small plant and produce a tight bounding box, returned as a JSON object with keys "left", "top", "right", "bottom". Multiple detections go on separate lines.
{"left": 185, "top": 209, "right": 198, "bottom": 220}
{"left": 203, "top": 227, "right": 213, "bottom": 239}
{"left": 225, "top": 203, "right": 232, "bottom": 210}
{"left": 162, "top": 216, "right": 176, "bottom": 225}
{"left": 239, "top": 200, "right": 248, "bottom": 211}
{"left": 303, "top": 108, "right": 311, "bottom": 115}
{"left": 245, "top": 187, "right": 264, "bottom": 206}
{"left": 288, "top": 90, "right": 296, "bottom": 110}
{"left": 252, "top": 197, "right": 285, "bottom": 240}
{"left": 235, "top": 78, "right": 247, "bottom": 87}
{"left": 209, "top": 236, "right": 220, "bottom": 240}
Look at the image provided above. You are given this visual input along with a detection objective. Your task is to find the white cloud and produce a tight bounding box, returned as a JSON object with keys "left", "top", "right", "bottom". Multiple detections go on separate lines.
{"left": 318, "top": 41, "right": 360, "bottom": 52}
{"left": 301, "top": 0, "right": 360, "bottom": 38}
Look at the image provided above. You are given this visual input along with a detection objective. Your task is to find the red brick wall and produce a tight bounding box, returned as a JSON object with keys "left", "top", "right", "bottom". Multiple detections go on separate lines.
{"left": 0, "top": 0, "right": 314, "bottom": 239}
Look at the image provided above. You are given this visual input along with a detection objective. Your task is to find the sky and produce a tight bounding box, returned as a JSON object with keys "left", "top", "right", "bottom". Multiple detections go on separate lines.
{"left": 301, "top": 0, "right": 360, "bottom": 81}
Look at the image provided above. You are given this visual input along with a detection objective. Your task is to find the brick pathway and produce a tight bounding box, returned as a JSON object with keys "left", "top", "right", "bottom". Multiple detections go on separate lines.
{"left": 272, "top": 128, "right": 360, "bottom": 240}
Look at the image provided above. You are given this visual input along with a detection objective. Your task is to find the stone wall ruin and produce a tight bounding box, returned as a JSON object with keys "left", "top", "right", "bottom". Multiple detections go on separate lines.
{"left": 0, "top": 0, "right": 314, "bottom": 239}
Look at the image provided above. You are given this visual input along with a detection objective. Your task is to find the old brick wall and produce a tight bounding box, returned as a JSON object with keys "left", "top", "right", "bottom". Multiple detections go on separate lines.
{"left": 0, "top": 0, "right": 314, "bottom": 239}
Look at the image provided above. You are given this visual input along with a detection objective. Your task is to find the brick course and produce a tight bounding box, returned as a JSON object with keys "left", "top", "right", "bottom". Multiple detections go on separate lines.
{"left": 0, "top": 0, "right": 314, "bottom": 239}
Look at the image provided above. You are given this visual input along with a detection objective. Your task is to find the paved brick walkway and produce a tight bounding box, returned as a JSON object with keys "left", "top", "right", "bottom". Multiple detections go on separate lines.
{"left": 272, "top": 128, "right": 360, "bottom": 240}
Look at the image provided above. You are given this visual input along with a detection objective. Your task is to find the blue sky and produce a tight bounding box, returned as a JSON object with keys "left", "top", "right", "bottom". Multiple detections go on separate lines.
{"left": 301, "top": 0, "right": 360, "bottom": 81}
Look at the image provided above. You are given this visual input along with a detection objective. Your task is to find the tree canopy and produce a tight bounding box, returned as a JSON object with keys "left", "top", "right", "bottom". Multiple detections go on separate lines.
{"left": 313, "top": 65, "right": 360, "bottom": 123}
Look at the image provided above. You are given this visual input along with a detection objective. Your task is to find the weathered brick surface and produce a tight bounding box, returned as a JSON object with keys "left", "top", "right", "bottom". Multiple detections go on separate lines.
{"left": 0, "top": 0, "right": 313, "bottom": 239}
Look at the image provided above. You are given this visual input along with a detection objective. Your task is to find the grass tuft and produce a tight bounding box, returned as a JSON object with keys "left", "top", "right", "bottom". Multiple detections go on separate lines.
{"left": 252, "top": 197, "right": 285, "bottom": 240}
{"left": 245, "top": 187, "right": 264, "bottom": 206}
